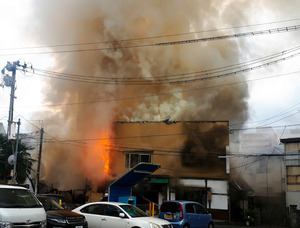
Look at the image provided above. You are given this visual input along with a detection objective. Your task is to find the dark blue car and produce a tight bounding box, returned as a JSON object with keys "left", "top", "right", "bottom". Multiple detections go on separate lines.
{"left": 159, "top": 200, "right": 214, "bottom": 228}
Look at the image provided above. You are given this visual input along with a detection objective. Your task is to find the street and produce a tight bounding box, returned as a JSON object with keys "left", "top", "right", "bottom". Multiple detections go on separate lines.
{"left": 215, "top": 223, "right": 287, "bottom": 228}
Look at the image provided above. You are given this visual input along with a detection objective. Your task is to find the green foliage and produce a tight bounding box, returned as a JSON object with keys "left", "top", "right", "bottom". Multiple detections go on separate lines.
{"left": 0, "top": 134, "right": 36, "bottom": 184}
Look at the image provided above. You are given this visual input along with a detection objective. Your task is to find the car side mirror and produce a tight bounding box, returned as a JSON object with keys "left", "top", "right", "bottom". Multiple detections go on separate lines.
{"left": 119, "top": 212, "right": 126, "bottom": 218}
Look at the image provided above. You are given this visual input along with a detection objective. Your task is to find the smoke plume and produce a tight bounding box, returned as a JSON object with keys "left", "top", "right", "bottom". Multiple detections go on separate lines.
{"left": 27, "top": 0, "right": 260, "bottom": 190}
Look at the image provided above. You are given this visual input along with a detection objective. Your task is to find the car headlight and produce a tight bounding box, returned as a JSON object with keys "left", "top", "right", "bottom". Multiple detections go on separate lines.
{"left": 149, "top": 222, "right": 160, "bottom": 228}
{"left": 41, "top": 220, "right": 47, "bottom": 228}
{"left": 0, "top": 221, "right": 13, "bottom": 228}
{"left": 48, "top": 217, "right": 67, "bottom": 224}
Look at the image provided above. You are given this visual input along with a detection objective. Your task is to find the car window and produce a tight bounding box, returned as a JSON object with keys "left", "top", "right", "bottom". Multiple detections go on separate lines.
{"left": 185, "top": 203, "right": 195, "bottom": 213}
{"left": 41, "top": 194, "right": 66, "bottom": 207}
{"left": 0, "top": 188, "right": 42, "bottom": 208}
{"left": 194, "top": 203, "right": 207, "bottom": 214}
{"left": 81, "top": 204, "right": 105, "bottom": 215}
{"left": 120, "top": 204, "right": 148, "bottom": 217}
{"left": 38, "top": 197, "right": 63, "bottom": 210}
{"left": 160, "top": 202, "right": 180, "bottom": 213}
{"left": 104, "top": 205, "right": 121, "bottom": 217}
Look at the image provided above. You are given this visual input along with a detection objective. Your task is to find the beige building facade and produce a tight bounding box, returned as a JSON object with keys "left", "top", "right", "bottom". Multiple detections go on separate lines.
{"left": 111, "top": 121, "right": 230, "bottom": 221}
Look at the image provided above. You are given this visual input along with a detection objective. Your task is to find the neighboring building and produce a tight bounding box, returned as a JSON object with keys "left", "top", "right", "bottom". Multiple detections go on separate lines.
{"left": 112, "top": 121, "right": 230, "bottom": 221}
{"left": 229, "top": 127, "right": 286, "bottom": 225}
{"left": 280, "top": 137, "right": 300, "bottom": 228}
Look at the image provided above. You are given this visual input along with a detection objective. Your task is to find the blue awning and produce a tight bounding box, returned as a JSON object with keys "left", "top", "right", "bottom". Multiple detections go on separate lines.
{"left": 108, "top": 163, "right": 160, "bottom": 202}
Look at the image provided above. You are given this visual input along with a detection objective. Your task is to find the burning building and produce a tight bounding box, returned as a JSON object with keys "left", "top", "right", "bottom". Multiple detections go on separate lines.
{"left": 29, "top": 1, "right": 249, "bottom": 195}
{"left": 3, "top": 1, "right": 299, "bottom": 225}
{"left": 112, "top": 120, "right": 230, "bottom": 221}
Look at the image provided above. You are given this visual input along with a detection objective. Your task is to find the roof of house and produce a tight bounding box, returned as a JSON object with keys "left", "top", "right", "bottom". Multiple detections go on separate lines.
{"left": 280, "top": 137, "right": 300, "bottom": 143}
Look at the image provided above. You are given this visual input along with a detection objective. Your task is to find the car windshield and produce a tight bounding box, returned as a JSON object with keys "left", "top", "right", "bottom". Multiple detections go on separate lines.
{"left": 38, "top": 197, "right": 64, "bottom": 211}
{"left": 0, "top": 188, "right": 42, "bottom": 208}
{"left": 120, "top": 204, "right": 148, "bottom": 218}
{"left": 41, "top": 194, "right": 66, "bottom": 207}
{"left": 160, "top": 202, "right": 180, "bottom": 213}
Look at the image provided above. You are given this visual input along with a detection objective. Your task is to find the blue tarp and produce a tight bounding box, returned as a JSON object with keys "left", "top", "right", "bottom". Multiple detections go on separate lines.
{"left": 108, "top": 163, "right": 160, "bottom": 202}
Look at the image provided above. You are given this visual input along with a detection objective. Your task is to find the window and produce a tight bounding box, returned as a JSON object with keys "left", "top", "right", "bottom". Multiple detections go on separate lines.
{"left": 194, "top": 203, "right": 207, "bottom": 214}
{"left": 285, "top": 150, "right": 300, "bottom": 166}
{"left": 120, "top": 204, "right": 148, "bottom": 217}
{"left": 104, "top": 205, "right": 121, "bottom": 217}
{"left": 185, "top": 203, "right": 195, "bottom": 213}
{"left": 81, "top": 204, "right": 105, "bottom": 215}
{"left": 0, "top": 189, "right": 42, "bottom": 208}
{"left": 125, "top": 152, "right": 152, "bottom": 168}
{"left": 160, "top": 202, "right": 180, "bottom": 213}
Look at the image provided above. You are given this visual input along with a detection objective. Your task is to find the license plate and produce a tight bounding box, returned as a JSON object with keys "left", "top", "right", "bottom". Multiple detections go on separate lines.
{"left": 76, "top": 226, "right": 83, "bottom": 228}
{"left": 165, "top": 214, "right": 172, "bottom": 219}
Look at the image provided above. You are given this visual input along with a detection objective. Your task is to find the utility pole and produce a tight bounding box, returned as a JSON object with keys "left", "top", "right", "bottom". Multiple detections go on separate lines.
{"left": 2, "top": 61, "right": 17, "bottom": 139}
{"left": 1, "top": 60, "right": 31, "bottom": 139}
{"left": 1, "top": 60, "right": 33, "bottom": 184}
{"left": 35, "top": 127, "right": 44, "bottom": 194}
{"left": 12, "top": 118, "right": 21, "bottom": 184}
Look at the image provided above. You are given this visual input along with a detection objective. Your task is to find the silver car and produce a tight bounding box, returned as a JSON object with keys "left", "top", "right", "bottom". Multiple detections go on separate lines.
{"left": 72, "top": 201, "right": 173, "bottom": 228}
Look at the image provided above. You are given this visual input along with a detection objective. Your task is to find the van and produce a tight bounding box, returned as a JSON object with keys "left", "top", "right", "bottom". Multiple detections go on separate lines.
{"left": 0, "top": 184, "right": 47, "bottom": 228}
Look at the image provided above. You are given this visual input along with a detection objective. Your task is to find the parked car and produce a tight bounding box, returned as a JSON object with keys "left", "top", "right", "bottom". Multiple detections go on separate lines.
{"left": 39, "top": 193, "right": 67, "bottom": 209}
{"left": 37, "top": 195, "right": 87, "bottom": 228}
{"left": 159, "top": 200, "right": 214, "bottom": 228}
{"left": 72, "top": 201, "right": 173, "bottom": 228}
{"left": 0, "top": 184, "right": 47, "bottom": 228}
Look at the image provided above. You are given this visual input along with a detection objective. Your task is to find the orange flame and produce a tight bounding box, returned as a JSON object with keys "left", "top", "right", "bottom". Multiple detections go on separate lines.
{"left": 97, "top": 133, "right": 110, "bottom": 176}
{"left": 95, "top": 131, "right": 111, "bottom": 177}
{"left": 81, "top": 131, "right": 111, "bottom": 188}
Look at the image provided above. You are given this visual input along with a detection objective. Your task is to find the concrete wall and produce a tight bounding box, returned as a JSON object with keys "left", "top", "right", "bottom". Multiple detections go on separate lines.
{"left": 180, "top": 178, "right": 228, "bottom": 210}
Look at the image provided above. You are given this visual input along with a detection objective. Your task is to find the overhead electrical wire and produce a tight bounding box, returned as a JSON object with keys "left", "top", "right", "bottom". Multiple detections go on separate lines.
{"left": 230, "top": 100, "right": 300, "bottom": 127}
{"left": 256, "top": 102, "right": 300, "bottom": 127}
{"left": 2, "top": 69, "right": 297, "bottom": 111}
{"left": 160, "top": 157, "right": 268, "bottom": 175}
{"left": 40, "top": 123, "right": 300, "bottom": 144}
{"left": 27, "top": 45, "right": 300, "bottom": 85}
{"left": 155, "top": 25, "right": 300, "bottom": 46}
{"left": 1, "top": 23, "right": 300, "bottom": 57}
{"left": 1, "top": 18, "right": 300, "bottom": 52}
{"left": 40, "top": 133, "right": 297, "bottom": 158}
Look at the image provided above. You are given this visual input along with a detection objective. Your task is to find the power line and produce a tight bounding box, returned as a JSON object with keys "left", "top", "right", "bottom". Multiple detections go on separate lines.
{"left": 1, "top": 18, "right": 300, "bottom": 52}
{"left": 160, "top": 157, "right": 263, "bottom": 175}
{"left": 1, "top": 24, "right": 300, "bottom": 57}
{"left": 38, "top": 123, "right": 300, "bottom": 144}
{"left": 156, "top": 25, "right": 300, "bottom": 46}
{"left": 28, "top": 45, "right": 300, "bottom": 85}
{"left": 231, "top": 100, "right": 300, "bottom": 127}
{"left": 0, "top": 69, "right": 297, "bottom": 111}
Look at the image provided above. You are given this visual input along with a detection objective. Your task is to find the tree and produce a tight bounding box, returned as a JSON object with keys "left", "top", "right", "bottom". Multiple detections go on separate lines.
{"left": 0, "top": 134, "right": 36, "bottom": 184}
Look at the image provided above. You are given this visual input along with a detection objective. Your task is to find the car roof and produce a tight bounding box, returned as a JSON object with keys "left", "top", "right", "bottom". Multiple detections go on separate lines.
{"left": 0, "top": 184, "right": 27, "bottom": 190}
{"left": 162, "top": 200, "right": 200, "bottom": 204}
{"left": 37, "top": 195, "right": 54, "bottom": 199}
{"left": 79, "top": 201, "right": 130, "bottom": 207}
{"left": 40, "top": 193, "right": 64, "bottom": 197}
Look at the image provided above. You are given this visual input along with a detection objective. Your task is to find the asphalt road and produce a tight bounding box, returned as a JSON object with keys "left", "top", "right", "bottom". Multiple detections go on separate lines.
{"left": 215, "top": 222, "right": 287, "bottom": 228}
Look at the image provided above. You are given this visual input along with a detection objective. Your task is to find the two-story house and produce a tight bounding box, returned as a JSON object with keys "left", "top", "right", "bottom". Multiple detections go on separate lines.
{"left": 111, "top": 120, "right": 230, "bottom": 221}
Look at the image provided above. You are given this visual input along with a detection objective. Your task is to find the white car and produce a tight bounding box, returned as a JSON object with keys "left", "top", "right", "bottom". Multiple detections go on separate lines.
{"left": 72, "top": 201, "right": 173, "bottom": 228}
